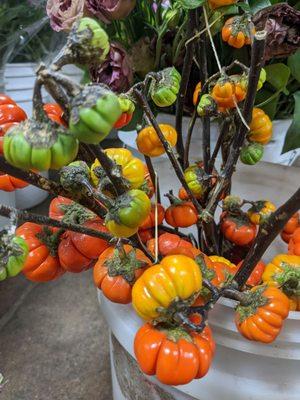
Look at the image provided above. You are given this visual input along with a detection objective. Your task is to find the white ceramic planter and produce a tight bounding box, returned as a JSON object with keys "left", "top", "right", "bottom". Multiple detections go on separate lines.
{"left": 119, "top": 113, "right": 300, "bottom": 167}
{"left": 4, "top": 63, "right": 83, "bottom": 117}
{"left": 98, "top": 160, "right": 300, "bottom": 400}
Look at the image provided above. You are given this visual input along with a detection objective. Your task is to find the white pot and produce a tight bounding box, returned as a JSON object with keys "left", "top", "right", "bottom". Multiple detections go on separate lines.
{"left": 118, "top": 113, "right": 300, "bottom": 167}
{"left": 0, "top": 171, "right": 49, "bottom": 228}
{"left": 98, "top": 160, "right": 300, "bottom": 400}
{"left": 4, "top": 63, "right": 83, "bottom": 117}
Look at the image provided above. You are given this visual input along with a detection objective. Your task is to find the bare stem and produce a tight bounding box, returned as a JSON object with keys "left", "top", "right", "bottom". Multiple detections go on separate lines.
{"left": 144, "top": 156, "right": 161, "bottom": 203}
{"left": 208, "top": 118, "right": 231, "bottom": 173}
{"left": 0, "top": 156, "right": 105, "bottom": 218}
{"left": 234, "top": 187, "right": 300, "bottom": 287}
{"left": 42, "top": 77, "right": 70, "bottom": 120}
{"left": 203, "top": 31, "right": 267, "bottom": 217}
{"left": 183, "top": 110, "right": 197, "bottom": 169}
{"left": 0, "top": 204, "right": 113, "bottom": 241}
{"left": 89, "top": 145, "right": 128, "bottom": 196}
{"left": 175, "top": 9, "right": 196, "bottom": 167}
{"left": 133, "top": 89, "right": 202, "bottom": 214}
{"left": 38, "top": 67, "right": 81, "bottom": 97}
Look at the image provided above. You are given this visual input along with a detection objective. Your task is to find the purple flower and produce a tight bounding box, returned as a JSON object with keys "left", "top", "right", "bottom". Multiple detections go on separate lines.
{"left": 89, "top": 42, "right": 133, "bottom": 93}
{"left": 46, "top": 0, "right": 85, "bottom": 32}
{"left": 152, "top": 0, "right": 170, "bottom": 13}
{"left": 85, "top": 0, "right": 136, "bottom": 23}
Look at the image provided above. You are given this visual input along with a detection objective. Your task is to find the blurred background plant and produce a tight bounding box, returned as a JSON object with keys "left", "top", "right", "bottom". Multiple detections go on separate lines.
{"left": 0, "top": 0, "right": 63, "bottom": 65}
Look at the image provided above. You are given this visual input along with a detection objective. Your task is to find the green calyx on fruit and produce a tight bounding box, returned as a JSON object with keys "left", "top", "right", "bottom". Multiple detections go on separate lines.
{"left": 4, "top": 119, "right": 79, "bottom": 171}
{"left": 60, "top": 160, "right": 91, "bottom": 192}
{"left": 0, "top": 234, "right": 28, "bottom": 281}
{"left": 69, "top": 84, "right": 122, "bottom": 144}
{"left": 240, "top": 142, "right": 264, "bottom": 165}
{"left": 105, "top": 189, "right": 151, "bottom": 228}
{"left": 60, "top": 202, "right": 95, "bottom": 225}
{"left": 274, "top": 262, "right": 300, "bottom": 297}
{"left": 104, "top": 249, "right": 147, "bottom": 284}
{"left": 197, "top": 94, "right": 217, "bottom": 117}
{"left": 164, "top": 326, "right": 193, "bottom": 343}
{"left": 235, "top": 286, "right": 269, "bottom": 322}
{"left": 150, "top": 67, "right": 181, "bottom": 107}
{"left": 68, "top": 17, "right": 110, "bottom": 65}
{"left": 223, "top": 195, "right": 243, "bottom": 212}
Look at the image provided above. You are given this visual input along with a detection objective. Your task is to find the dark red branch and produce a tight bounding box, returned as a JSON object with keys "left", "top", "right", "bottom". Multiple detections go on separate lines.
{"left": 234, "top": 187, "right": 300, "bottom": 287}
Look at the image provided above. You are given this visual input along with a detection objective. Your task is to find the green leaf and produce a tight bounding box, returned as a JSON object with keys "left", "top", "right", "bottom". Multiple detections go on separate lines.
{"left": 288, "top": 49, "right": 300, "bottom": 83}
{"left": 249, "top": 0, "right": 271, "bottom": 14}
{"left": 282, "top": 91, "right": 300, "bottom": 153}
{"left": 213, "top": 5, "right": 239, "bottom": 15}
{"left": 176, "top": 0, "right": 205, "bottom": 9}
{"left": 237, "top": 3, "right": 251, "bottom": 12}
{"left": 255, "top": 89, "right": 279, "bottom": 120}
{"left": 265, "top": 63, "right": 291, "bottom": 91}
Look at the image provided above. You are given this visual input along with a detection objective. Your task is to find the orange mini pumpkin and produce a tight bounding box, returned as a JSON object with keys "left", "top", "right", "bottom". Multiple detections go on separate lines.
{"left": 94, "top": 245, "right": 151, "bottom": 304}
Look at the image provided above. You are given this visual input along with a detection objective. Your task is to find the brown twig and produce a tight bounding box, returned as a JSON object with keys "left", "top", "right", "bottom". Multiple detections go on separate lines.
{"left": 208, "top": 118, "right": 232, "bottom": 173}
{"left": 144, "top": 155, "right": 161, "bottom": 203}
{"left": 0, "top": 204, "right": 113, "bottom": 241}
{"left": 89, "top": 145, "right": 128, "bottom": 196}
{"left": 133, "top": 89, "right": 202, "bottom": 214}
{"left": 175, "top": 9, "right": 197, "bottom": 167}
{"left": 203, "top": 31, "right": 267, "bottom": 218}
{"left": 234, "top": 187, "right": 300, "bottom": 287}
{"left": 183, "top": 110, "right": 197, "bottom": 169}
{"left": 0, "top": 157, "right": 105, "bottom": 218}
{"left": 198, "top": 31, "right": 210, "bottom": 174}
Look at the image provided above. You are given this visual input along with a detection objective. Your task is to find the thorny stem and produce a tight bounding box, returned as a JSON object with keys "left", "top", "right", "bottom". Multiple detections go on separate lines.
{"left": 158, "top": 224, "right": 194, "bottom": 241}
{"left": 51, "top": 46, "right": 74, "bottom": 71}
{"left": 0, "top": 204, "right": 113, "bottom": 242}
{"left": 133, "top": 89, "right": 202, "bottom": 214}
{"left": 183, "top": 110, "right": 197, "bottom": 170}
{"left": 32, "top": 78, "right": 45, "bottom": 122}
{"left": 0, "top": 157, "right": 106, "bottom": 218}
{"left": 234, "top": 187, "right": 300, "bottom": 288}
{"left": 134, "top": 233, "right": 155, "bottom": 262}
{"left": 175, "top": 9, "right": 196, "bottom": 167}
{"left": 198, "top": 30, "right": 210, "bottom": 174}
{"left": 203, "top": 31, "right": 267, "bottom": 219}
{"left": 144, "top": 155, "right": 161, "bottom": 203}
{"left": 177, "top": 280, "right": 248, "bottom": 332}
{"left": 208, "top": 118, "right": 231, "bottom": 173}
{"left": 89, "top": 145, "right": 127, "bottom": 196}
{"left": 38, "top": 67, "right": 81, "bottom": 97}
{"left": 42, "top": 77, "right": 70, "bottom": 120}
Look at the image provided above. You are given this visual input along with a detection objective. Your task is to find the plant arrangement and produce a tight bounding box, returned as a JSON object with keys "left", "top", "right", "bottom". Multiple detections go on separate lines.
{"left": 0, "top": 0, "right": 300, "bottom": 388}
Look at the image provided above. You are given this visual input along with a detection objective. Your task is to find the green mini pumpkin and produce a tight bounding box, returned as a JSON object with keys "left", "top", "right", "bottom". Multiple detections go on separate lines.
{"left": 240, "top": 143, "right": 264, "bottom": 165}
{"left": 69, "top": 84, "right": 122, "bottom": 144}
{"left": 150, "top": 67, "right": 181, "bottom": 107}
{"left": 4, "top": 120, "right": 79, "bottom": 171}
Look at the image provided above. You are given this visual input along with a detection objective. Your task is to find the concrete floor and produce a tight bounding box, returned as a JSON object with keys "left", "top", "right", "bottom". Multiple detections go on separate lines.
{"left": 0, "top": 199, "right": 112, "bottom": 400}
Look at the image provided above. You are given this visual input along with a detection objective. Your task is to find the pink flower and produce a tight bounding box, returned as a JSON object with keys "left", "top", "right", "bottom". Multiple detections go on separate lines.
{"left": 46, "top": 0, "right": 85, "bottom": 32}
{"left": 85, "top": 0, "right": 136, "bottom": 23}
{"left": 89, "top": 42, "right": 133, "bottom": 93}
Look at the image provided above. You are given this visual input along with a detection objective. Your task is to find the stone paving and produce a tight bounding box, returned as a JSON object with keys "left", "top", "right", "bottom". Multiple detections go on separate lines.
{"left": 0, "top": 199, "right": 112, "bottom": 400}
